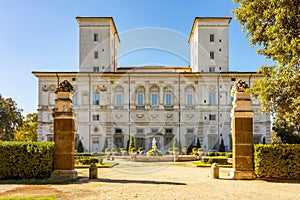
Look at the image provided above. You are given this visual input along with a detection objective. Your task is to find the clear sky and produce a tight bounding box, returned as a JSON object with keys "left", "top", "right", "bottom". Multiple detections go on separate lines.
{"left": 0, "top": 0, "right": 271, "bottom": 115}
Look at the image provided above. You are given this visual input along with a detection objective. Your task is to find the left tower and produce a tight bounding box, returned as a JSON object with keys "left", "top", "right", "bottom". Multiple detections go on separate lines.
{"left": 76, "top": 17, "right": 120, "bottom": 72}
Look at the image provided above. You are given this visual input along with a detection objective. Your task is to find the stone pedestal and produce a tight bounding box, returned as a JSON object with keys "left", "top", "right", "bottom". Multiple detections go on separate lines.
{"left": 89, "top": 163, "right": 98, "bottom": 179}
{"left": 51, "top": 80, "right": 78, "bottom": 180}
{"left": 230, "top": 80, "right": 255, "bottom": 180}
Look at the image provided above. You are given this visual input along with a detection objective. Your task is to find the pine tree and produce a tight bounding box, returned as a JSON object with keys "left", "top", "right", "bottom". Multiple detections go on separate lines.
{"left": 196, "top": 138, "right": 201, "bottom": 148}
{"left": 129, "top": 136, "right": 135, "bottom": 152}
{"left": 219, "top": 138, "right": 225, "bottom": 152}
{"left": 173, "top": 136, "right": 178, "bottom": 149}
{"left": 77, "top": 140, "right": 84, "bottom": 153}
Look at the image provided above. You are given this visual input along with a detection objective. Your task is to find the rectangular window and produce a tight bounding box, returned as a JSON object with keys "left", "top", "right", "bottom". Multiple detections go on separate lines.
{"left": 209, "top": 114, "right": 216, "bottom": 121}
{"left": 93, "top": 92, "right": 100, "bottom": 105}
{"left": 115, "top": 128, "right": 122, "bottom": 134}
{"left": 94, "top": 33, "right": 98, "bottom": 41}
{"left": 209, "top": 92, "right": 216, "bottom": 105}
{"left": 136, "top": 138, "right": 145, "bottom": 149}
{"left": 116, "top": 94, "right": 123, "bottom": 106}
{"left": 209, "top": 34, "right": 214, "bottom": 42}
{"left": 208, "top": 137, "right": 217, "bottom": 150}
{"left": 73, "top": 92, "right": 78, "bottom": 105}
{"left": 210, "top": 52, "right": 214, "bottom": 59}
{"left": 137, "top": 128, "right": 144, "bottom": 134}
{"left": 165, "top": 128, "right": 173, "bottom": 134}
{"left": 93, "top": 67, "right": 99, "bottom": 72}
{"left": 253, "top": 136, "right": 261, "bottom": 144}
{"left": 209, "top": 67, "right": 215, "bottom": 73}
{"left": 165, "top": 94, "right": 172, "bottom": 105}
{"left": 187, "top": 128, "right": 194, "bottom": 134}
{"left": 94, "top": 51, "right": 98, "bottom": 59}
{"left": 151, "top": 128, "right": 158, "bottom": 134}
{"left": 92, "top": 115, "right": 100, "bottom": 121}
{"left": 151, "top": 93, "right": 158, "bottom": 105}
{"left": 187, "top": 94, "right": 193, "bottom": 105}
{"left": 137, "top": 94, "right": 144, "bottom": 105}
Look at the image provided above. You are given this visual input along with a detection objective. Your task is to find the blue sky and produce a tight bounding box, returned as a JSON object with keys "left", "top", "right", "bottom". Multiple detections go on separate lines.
{"left": 0, "top": 0, "right": 271, "bottom": 115}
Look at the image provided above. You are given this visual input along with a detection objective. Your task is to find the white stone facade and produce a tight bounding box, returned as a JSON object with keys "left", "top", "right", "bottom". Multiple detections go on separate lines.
{"left": 33, "top": 17, "right": 271, "bottom": 153}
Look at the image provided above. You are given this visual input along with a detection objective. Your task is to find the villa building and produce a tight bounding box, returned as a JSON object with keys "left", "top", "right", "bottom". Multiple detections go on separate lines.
{"left": 33, "top": 17, "right": 271, "bottom": 152}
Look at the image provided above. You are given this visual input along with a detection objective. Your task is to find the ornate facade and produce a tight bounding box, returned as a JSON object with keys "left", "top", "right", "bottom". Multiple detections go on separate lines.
{"left": 33, "top": 17, "right": 271, "bottom": 152}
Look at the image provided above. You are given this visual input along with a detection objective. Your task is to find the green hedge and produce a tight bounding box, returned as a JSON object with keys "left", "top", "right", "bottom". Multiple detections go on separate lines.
{"left": 202, "top": 152, "right": 232, "bottom": 157}
{"left": 77, "top": 157, "right": 100, "bottom": 165}
{"left": 254, "top": 144, "right": 300, "bottom": 179}
{"left": 201, "top": 156, "right": 229, "bottom": 165}
{"left": 0, "top": 141, "right": 54, "bottom": 179}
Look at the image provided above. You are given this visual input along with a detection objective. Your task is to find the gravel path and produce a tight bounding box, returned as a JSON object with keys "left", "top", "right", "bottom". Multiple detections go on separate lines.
{"left": 0, "top": 161, "right": 299, "bottom": 200}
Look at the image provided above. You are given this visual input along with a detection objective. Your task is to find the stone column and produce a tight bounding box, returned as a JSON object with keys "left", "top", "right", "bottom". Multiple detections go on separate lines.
{"left": 230, "top": 80, "right": 254, "bottom": 180}
{"left": 51, "top": 80, "right": 78, "bottom": 179}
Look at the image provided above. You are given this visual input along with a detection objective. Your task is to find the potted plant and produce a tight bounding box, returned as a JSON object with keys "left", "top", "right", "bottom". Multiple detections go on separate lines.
{"left": 173, "top": 147, "right": 179, "bottom": 155}
{"left": 120, "top": 148, "right": 127, "bottom": 156}
{"left": 105, "top": 148, "right": 110, "bottom": 155}
{"left": 182, "top": 147, "right": 187, "bottom": 155}
{"left": 192, "top": 147, "right": 198, "bottom": 155}
{"left": 138, "top": 147, "right": 144, "bottom": 156}
{"left": 168, "top": 148, "right": 173, "bottom": 155}
{"left": 198, "top": 148, "right": 203, "bottom": 157}
{"left": 105, "top": 148, "right": 110, "bottom": 160}
{"left": 111, "top": 148, "right": 117, "bottom": 156}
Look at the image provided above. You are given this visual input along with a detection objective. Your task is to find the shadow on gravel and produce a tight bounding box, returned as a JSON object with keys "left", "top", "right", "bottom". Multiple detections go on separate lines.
{"left": 79, "top": 177, "right": 186, "bottom": 185}
{"left": 264, "top": 179, "right": 300, "bottom": 184}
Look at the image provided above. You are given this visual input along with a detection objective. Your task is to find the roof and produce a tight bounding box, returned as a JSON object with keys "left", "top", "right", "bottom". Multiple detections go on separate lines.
{"left": 188, "top": 17, "right": 232, "bottom": 44}
{"left": 76, "top": 17, "right": 120, "bottom": 43}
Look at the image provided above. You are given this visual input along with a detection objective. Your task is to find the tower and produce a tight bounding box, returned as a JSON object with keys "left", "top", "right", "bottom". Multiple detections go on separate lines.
{"left": 189, "top": 17, "right": 231, "bottom": 72}
{"left": 76, "top": 17, "right": 120, "bottom": 72}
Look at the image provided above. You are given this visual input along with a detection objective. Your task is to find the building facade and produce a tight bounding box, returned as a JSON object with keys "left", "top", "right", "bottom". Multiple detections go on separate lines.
{"left": 33, "top": 17, "right": 271, "bottom": 153}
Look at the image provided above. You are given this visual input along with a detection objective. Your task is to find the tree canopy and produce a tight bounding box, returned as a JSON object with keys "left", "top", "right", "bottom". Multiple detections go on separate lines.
{"left": 233, "top": 0, "right": 300, "bottom": 68}
{"left": 0, "top": 95, "right": 23, "bottom": 141}
{"left": 233, "top": 0, "right": 300, "bottom": 131}
{"left": 14, "top": 113, "right": 37, "bottom": 141}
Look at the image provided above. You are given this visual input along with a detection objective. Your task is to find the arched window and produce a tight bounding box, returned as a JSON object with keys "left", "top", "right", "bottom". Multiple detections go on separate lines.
{"left": 164, "top": 87, "right": 172, "bottom": 105}
{"left": 150, "top": 86, "right": 159, "bottom": 106}
{"left": 185, "top": 86, "right": 194, "bottom": 105}
{"left": 115, "top": 86, "right": 124, "bottom": 106}
{"left": 136, "top": 86, "right": 145, "bottom": 105}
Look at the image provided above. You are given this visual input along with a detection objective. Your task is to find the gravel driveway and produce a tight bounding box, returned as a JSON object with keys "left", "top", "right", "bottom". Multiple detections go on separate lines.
{"left": 0, "top": 161, "right": 299, "bottom": 200}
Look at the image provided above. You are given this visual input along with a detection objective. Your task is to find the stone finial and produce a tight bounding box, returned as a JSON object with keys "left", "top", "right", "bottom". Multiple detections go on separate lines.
{"left": 231, "top": 79, "right": 249, "bottom": 97}
{"left": 56, "top": 80, "right": 74, "bottom": 93}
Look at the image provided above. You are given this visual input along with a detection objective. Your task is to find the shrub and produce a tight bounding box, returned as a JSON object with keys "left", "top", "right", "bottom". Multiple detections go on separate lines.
{"left": 208, "top": 152, "right": 216, "bottom": 156}
{"left": 75, "top": 153, "right": 92, "bottom": 158}
{"left": 225, "top": 152, "right": 233, "bottom": 158}
{"left": 201, "top": 156, "right": 228, "bottom": 165}
{"left": 130, "top": 147, "right": 137, "bottom": 153}
{"left": 254, "top": 144, "right": 300, "bottom": 179}
{"left": 0, "top": 141, "right": 54, "bottom": 179}
{"left": 78, "top": 157, "right": 99, "bottom": 165}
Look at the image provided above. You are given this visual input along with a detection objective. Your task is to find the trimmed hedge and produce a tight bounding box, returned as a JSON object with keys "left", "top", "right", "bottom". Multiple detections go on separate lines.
{"left": 0, "top": 141, "right": 54, "bottom": 179}
{"left": 201, "top": 156, "right": 229, "bottom": 165}
{"left": 254, "top": 144, "right": 300, "bottom": 179}
{"left": 77, "top": 157, "right": 100, "bottom": 165}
